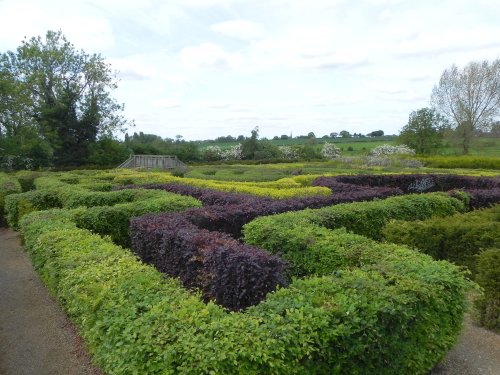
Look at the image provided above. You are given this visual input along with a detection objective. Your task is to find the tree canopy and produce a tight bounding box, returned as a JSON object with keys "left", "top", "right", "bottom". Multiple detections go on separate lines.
{"left": 398, "top": 108, "right": 447, "bottom": 154}
{"left": 0, "top": 30, "right": 130, "bottom": 168}
{"left": 431, "top": 59, "right": 500, "bottom": 154}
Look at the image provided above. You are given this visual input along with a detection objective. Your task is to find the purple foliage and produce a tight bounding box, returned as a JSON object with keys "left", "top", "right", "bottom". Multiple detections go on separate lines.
{"left": 462, "top": 188, "right": 500, "bottom": 209}
{"left": 130, "top": 212, "right": 287, "bottom": 310}
{"left": 314, "top": 174, "right": 500, "bottom": 193}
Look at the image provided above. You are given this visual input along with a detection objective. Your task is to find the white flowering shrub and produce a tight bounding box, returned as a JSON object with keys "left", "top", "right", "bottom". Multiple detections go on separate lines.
{"left": 321, "top": 142, "right": 341, "bottom": 159}
{"left": 279, "top": 146, "right": 298, "bottom": 160}
{"left": 201, "top": 146, "right": 223, "bottom": 161}
{"left": 369, "top": 144, "right": 415, "bottom": 157}
{"left": 221, "top": 144, "right": 243, "bottom": 161}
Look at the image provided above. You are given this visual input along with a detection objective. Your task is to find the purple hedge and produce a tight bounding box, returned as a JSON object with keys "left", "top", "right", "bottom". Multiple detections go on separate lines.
{"left": 314, "top": 174, "right": 500, "bottom": 193}
{"left": 130, "top": 212, "right": 287, "bottom": 310}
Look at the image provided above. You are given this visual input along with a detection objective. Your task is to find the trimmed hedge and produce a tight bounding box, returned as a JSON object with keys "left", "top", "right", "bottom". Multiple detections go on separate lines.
{"left": 130, "top": 212, "right": 287, "bottom": 310}
{"left": 418, "top": 155, "right": 500, "bottom": 170}
{"left": 124, "top": 183, "right": 402, "bottom": 238}
{"left": 248, "top": 193, "right": 466, "bottom": 241}
{"left": 383, "top": 205, "right": 500, "bottom": 273}
{"left": 313, "top": 174, "right": 500, "bottom": 193}
{"left": 5, "top": 189, "right": 63, "bottom": 228}
{"left": 474, "top": 248, "right": 500, "bottom": 332}
{"left": 113, "top": 171, "right": 333, "bottom": 199}
{"left": 73, "top": 191, "right": 201, "bottom": 247}
{"left": 0, "top": 173, "right": 22, "bottom": 226}
{"left": 19, "top": 209, "right": 472, "bottom": 374}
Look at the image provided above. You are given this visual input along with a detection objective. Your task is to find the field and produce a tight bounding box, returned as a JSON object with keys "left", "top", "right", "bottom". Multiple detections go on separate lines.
{"left": 1, "top": 166, "right": 499, "bottom": 374}
{"left": 197, "top": 135, "right": 500, "bottom": 157}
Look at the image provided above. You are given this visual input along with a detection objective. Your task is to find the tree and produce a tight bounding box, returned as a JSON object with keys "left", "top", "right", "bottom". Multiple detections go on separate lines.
{"left": 367, "top": 130, "right": 384, "bottom": 137}
{"left": 307, "top": 132, "right": 316, "bottom": 138}
{"left": 0, "top": 30, "right": 130, "bottom": 167}
{"left": 398, "top": 108, "right": 447, "bottom": 154}
{"left": 329, "top": 132, "right": 338, "bottom": 138}
{"left": 241, "top": 126, "right": 260, "bottom": 159}
{"left": 339, "top": 130, "right": 351, "bottom": 138}
{"left": 431, "top": 59, "right": 500, "bottom": 154}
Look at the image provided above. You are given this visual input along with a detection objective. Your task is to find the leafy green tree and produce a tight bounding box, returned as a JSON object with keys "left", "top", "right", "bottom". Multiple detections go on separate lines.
{"left": 398, "top": 108, "right": 447, "bottom": 154}
{"left": 241, "top": 126, "right": 260, "bottom": 159}
{"left": 367, "top": 130, "right": 384, "bottom": 137}
{"left": 339, "top": 130, "right": 351, "bottom": 138}
{"left": 0, "top": 30, "right": 130, "bottom": 168}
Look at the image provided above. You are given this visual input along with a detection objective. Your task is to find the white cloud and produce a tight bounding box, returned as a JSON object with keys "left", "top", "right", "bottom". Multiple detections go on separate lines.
{"left": 151, "top": 99, "right": 182, "bottom": 108}
{"left": 0, "top": 0, "right": 114, "bottom": 52}
{"left": 179, "top": 43, "right": 243, "bottom": 70}
{"left": 211, "top": 20, "right": 265, "bottom": 40}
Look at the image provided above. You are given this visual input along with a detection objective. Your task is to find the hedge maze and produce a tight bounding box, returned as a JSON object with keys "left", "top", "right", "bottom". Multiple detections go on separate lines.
{"left": 1, "top": 170, "right": 499, "bottom": 374}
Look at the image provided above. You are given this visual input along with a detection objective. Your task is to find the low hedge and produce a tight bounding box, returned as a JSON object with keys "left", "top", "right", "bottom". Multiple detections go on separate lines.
{"left": 418, "top": 155, "right": 500, "bottom": 170}
{"left": 0, "top": 173, "right": 22, "bottom": 225}
{"left": 124, "top": 183, "right": 401, "bottom": 238}
{"left": 19, "top": 209, "right": 472, "bottom": 374}
{"left": 382, "top": 205, "right": 500, "bottom": 273}
{"left": 5, "top": 189, "right": 63, "bottom": 228}
{"left": 314, "top": 174, "right": 500, "bottom": 193}
{"left": 113, "top": 171, "right": 332, "bottom": 199}
{"left": 248, "top": 193, "right": 466, "bottom": 241}
{"left": 474, "top": 248, "right": 500, "bottom": 332}
{"left": 73, "top": 190, "right": 201, "bottom": 247}
{"left": 130, "top": 212, "right": 286, "bottom": 310}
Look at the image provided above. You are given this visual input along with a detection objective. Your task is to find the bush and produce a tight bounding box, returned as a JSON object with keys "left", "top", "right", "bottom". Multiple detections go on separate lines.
{"left": 119, "top": 182, "right": 401, "bottom": 238}
{"left": 419, "top": 155, "right": 500, "bottom": 170}
{"left": 0, "top": 173, "right": 22, "bottom": 225}
{"left": 5, "top": 190, "right": 62, "bottom": 228}
{"left": 130, "top": 212, "right": 287, "bottom": 310}
{"left": 314, "top": 174, "right": 500, "bottom": 194}
{"left": 19, "top": 209, "right": 472, "bottom": 374}
{"left": 474, "top": 248, "right": 500, "bottom": 332}
{"left": 383, "top": 205, "right": 500, "bottom": 273}
{"left": 268, "top": 193, "right": 466, "bottom": 241}
{"left": 73, "top": 190, "right": 201, "bottom": 247}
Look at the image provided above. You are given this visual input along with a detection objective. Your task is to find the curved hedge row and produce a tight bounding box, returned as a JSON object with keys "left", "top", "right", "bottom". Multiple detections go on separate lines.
{"left": 244, "top": 193, "right": 466, "bottom": 241}
{"left": 112, "top": 171, "right": 332, "bottom": 199}
{"left": 19, "top": 208, "right": 472, "bottom": 375}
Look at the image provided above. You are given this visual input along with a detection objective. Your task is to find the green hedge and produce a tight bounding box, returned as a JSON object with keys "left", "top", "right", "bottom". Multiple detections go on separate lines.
{"left": 5, "top": 190, "right": 62, "bottom": 228}
{"left": 245, "top": 193, "right": 466, "bottom": 241}
{"left": 0, "top": 173, "right": 22, "bottom": 225}
{"left": 418, "top": 155, "right": 500, "bottom": 170}
{"left": 382, "top": 205, "right": 500, "bottom": 273}
{"left": 19, "top": 209, "right": 472, "bottom": 374}
{"left": 474, "top": 248, "right": 500, "bottom": 332}
{"left": 72, "top": 191, "right": 201, "bottom": 247}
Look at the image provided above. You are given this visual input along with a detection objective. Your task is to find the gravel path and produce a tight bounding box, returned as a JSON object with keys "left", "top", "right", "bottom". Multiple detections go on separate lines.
{"left": 0, "top": 228, "right": 104, "bottom": 375}
{"left": 1, "top": 227, "right": 499, "bottom": 375}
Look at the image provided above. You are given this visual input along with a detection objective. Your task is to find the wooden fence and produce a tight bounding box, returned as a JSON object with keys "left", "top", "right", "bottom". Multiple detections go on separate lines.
{"left": 117, "top": 155, "right": 188, "bottom": 172}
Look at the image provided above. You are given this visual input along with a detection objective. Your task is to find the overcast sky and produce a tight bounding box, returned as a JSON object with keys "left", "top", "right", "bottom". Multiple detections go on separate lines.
{"left": 1, "top": 0, "right": 499, "bottom": 140}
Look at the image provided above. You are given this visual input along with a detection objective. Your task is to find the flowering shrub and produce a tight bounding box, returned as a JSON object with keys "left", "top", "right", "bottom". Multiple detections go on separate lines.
{"left": 369, "top": 144, "right": 415, "bottom": 156}
{"left": 221, "top": 143, "right": 243, "bottom": 160}
{"left": 321, "top": 142, "right": 341, "bottom": 159}
{"left": 201, "top": 145, "right": 223, "bottom": 161}
{"left": 201, "top": 144, "right": 243, "bottom": 161}
{"left": 279, "top": 146, "right": 298, "bottom": 160}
